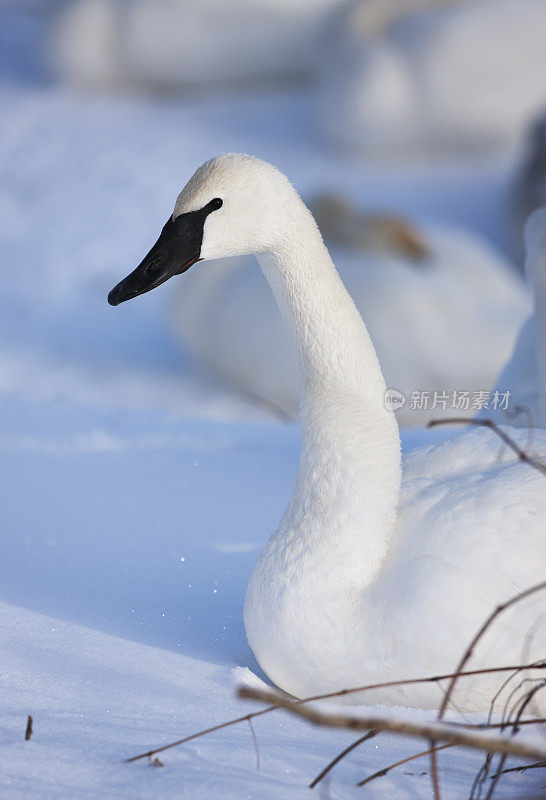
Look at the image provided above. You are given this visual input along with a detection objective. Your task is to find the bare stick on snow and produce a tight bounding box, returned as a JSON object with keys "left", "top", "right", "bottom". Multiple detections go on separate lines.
{"left": 125, "top": 662, "right": 545, "bottom": 763}
{"left": 429, "top": 581, "right": 546, "bottom": 799}
{"left": 236, "top": 686, "right": 546, "bottom": 763}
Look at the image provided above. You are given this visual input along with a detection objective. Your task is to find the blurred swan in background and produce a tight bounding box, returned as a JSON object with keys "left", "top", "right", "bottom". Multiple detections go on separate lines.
{"left": 317, "top": 0, "right": 546, "bottom": 155}
{"left": 49, "top": 0, "right": 344, "bottom": 90}
{"left": 489, "top": 207, "right": 546, "bottom": 428}
{"left": 513, "top": 111, "right": 546, "bottom": 253}
{"left": 172, "top": 194, "right": 529, "bottom": 425}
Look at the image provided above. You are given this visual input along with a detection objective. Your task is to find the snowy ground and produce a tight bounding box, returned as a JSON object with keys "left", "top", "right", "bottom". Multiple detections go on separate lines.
{"left": 2, "top": 397, "right": 545, "bottom": 800}
{"left": 1, "top": 6, "right": 545, "bottom": 799}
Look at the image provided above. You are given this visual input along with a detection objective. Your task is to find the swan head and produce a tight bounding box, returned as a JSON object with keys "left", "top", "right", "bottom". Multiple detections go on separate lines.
{"left": 523, "top": 206, "right": 546, "bottom": 295}
{"left": 108, "top": 153, "right": 303, "bottom": 306}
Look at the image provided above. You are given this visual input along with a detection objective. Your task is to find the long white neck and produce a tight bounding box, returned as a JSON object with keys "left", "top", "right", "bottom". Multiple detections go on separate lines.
{"left": 257, "top": 230, "right": 401, "bottom": 564}
{"left": 245, "top": 204, "right": 401, "bottom": 696}
{"left": 258, "top": 204, "right": 402, "bottom": 559}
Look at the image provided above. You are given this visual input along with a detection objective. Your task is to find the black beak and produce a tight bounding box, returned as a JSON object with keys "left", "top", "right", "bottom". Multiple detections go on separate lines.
{"left": 108, "top": 205, "right": 212, "bottom": 306}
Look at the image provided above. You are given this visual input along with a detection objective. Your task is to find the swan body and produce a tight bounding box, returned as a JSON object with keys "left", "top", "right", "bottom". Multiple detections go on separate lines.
{"left": 173, "top": 201, "right": 529, "bottom": 425}
{"left": 317, "top": 0, "right": 546, "bottom": 154}
{"left": 246, "top": 424, "right": 546, "bottom": 708}
{"left": 489, "top": 207, "right": 546, "bottom": 428}
{"left": 50, "top": 0, "right": 342, "bottom": 91}
{"left": 108, "top": 154, "right": 546, "bottom": 710}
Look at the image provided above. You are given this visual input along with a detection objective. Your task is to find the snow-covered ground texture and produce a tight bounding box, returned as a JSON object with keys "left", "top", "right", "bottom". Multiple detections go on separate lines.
{"left": 1, "top": 5, "right": 545, "bottom": 798}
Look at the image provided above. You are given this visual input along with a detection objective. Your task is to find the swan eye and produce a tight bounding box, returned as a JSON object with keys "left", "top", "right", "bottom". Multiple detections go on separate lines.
{"left": 209, "top": 198, "right": 223, "bottom": 211}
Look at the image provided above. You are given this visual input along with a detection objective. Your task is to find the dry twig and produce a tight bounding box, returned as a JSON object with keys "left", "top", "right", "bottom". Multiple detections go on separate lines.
{"left": 427, "top": 418, "right": 546, "bottom": 477}
{"left": 125, "top": 662, "right": 544, "bottom": 763}
{"left": 437, "top": 584, "right": 546, "bottom": 721}
{"left": 237, "top": 686, "right": 546, "bottom": 762}
{"left": 429, "top": 582, "right": 546, "bottom": 799}
{"left": 492, "top": 759, "right": 546, "bottom": 778}
{"left": 309, "top": 730, "right": 377, "bottom": 788}
{"left": 357, "top": 742, "right": 452, "bottom": 787}
{"left": 247, "top": 717, "right": 260, "bottom": 771}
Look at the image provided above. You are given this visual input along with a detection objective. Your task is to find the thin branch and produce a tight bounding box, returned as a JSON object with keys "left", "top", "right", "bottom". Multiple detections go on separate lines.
{"left": 357, "top": 742, "right": 453, "bottom": 788}
{"left": 309, "top": 730, "right": 377, "bottom": 789}
{"left": 470, "top": 675, "right": 546, "bottom": 800}
{"left": 125, "top": 706, "right": 278, "bottom": 763}
{"left": 430, "top": 582, "right": 546, "bottom": 800}
{"left": 247, "top": 717, "right": 260, "bottom": 771}
{"left": 491, "top": 760, "right": 546, "bottom": 778}
{"left": 483, "top": 680, "right": 546, "bottom": 800}
{"left": 500, "top": 677, "right": 541, "bottom": 728}
{"left": 314, "top": 694, "right": 546, "bottom": 792}
{"left": 437, "top": 584, "right": 546, "bottom": 721}
{"left": 25, "top": 715, "right": 33, "bottom": 742}
{"left": 469, "top": 658, "right": 546, "bottom": 799}
{"left": 429, "top": 738, "right": 442, "bottom": 800}
{"left": 430, "top": 754, "right": 442, "bottom": 800}
{"left": 486, "top": 659, "right": 546, "bottom": 726}
{"left": 470, "top": 680, "right": 528, "bottom": 800}
{"left": 237, "top": 686, "right": 546, "bottom": 762}
{"left": 125, "top": 662, "right": 545, "bottom": 763}
{"left": 473, "top": 717, "right": 546, "bottom": 730}
{"left": 427, "top": 418, "right": 546, "bottom": 477}
{"left": 512, "top": 680, "right": 546, "bottom": 735}
{"left": 426, "top": 421, "right": 546, "bottom": 797}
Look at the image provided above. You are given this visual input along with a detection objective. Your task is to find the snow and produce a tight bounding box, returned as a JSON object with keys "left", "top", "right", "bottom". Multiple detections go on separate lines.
{"left": 2, "top": 396, "right": 544, "bottom": 800}
{"left": 1, "top": 5, "right": 545, "bottom": 798}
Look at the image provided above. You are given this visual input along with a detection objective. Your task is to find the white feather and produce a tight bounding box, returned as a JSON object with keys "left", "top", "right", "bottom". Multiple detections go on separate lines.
{"left": 168, "top": 154, "right": 546, "bottom": 710}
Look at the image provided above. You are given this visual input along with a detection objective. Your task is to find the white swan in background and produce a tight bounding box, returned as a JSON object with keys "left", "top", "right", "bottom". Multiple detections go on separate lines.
{"left": 317, "top": 0, "right": 546, "bottom": 155}
{"left": 489, "top": 207, "right": 546, "bottom": 428}
{"left": 173, "top": 193, "right": 529, "bottom": 425}
{"left": 108, "top": 154, "right": 546, "bottom": 710}
{"left": 513, "top": 112, "right": 546, "bottom": 259}
{"left": 49, "top": 0, "right": 343, "bottom": 91}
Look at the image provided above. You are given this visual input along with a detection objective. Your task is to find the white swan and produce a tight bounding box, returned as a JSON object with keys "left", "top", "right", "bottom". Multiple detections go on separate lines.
{"left": 172, "top": 194, "right": 529, "bottom": 425}
{"left": 49, "top": 0, "right": 341, "bottom": 91}
{"left": 489, "top": 207, "right": 546, "bottom": 428}
{"left": 108, "top": 154, "right": 546, "bottom": 710}
{"left": 513, "top": 112, "right": 546, "bottom": 259}
{"left": 317, "top": 0, "right": 546, "bottom": 154}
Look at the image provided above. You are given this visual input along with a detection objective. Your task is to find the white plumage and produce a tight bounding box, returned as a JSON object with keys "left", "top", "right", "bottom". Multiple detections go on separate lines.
{"left": 172, "top": 203, "right": 528, "bottom": 425}
{"left": 125, "top": 155, "right": 546, "bottom": 710}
